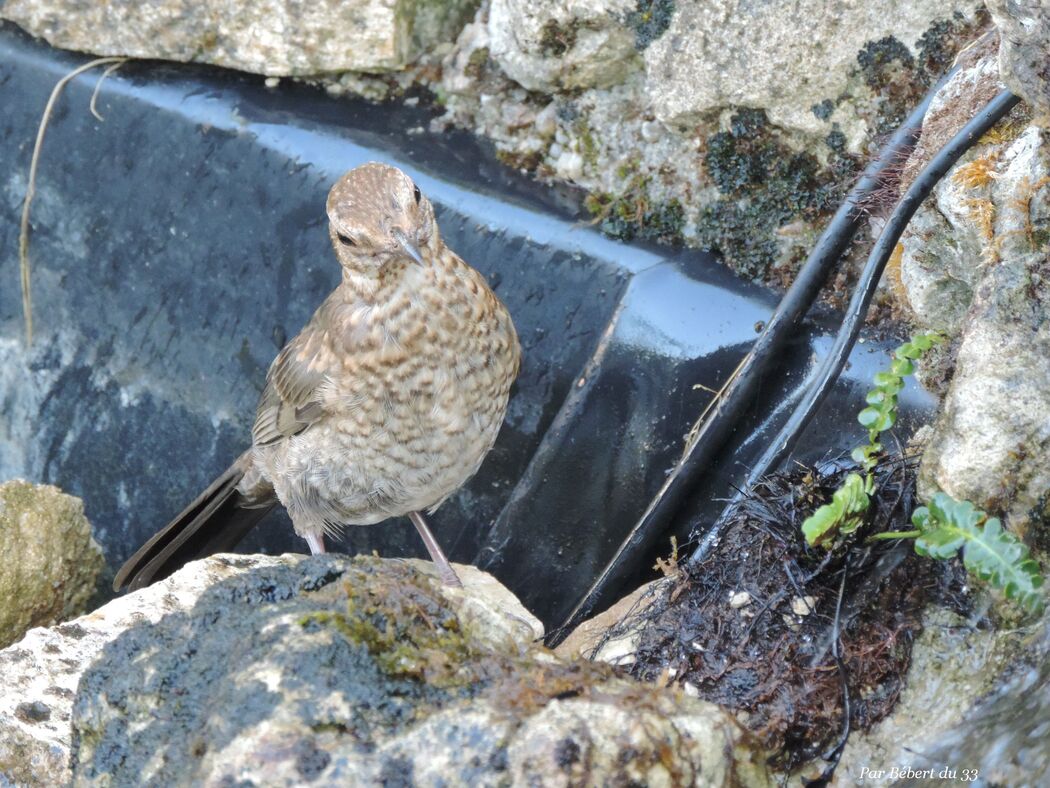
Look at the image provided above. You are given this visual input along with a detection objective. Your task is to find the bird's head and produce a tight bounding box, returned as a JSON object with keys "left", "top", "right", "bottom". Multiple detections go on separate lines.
{"left": 325, "top": 163, "right": 440, "bottom": 275}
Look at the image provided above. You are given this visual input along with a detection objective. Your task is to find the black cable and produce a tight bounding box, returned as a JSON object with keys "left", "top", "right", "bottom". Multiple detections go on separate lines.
{"left": 688, "top": 89, "right": 1020, "bottom": 568}
{"left": 544, "top": 70, "right": 956, "bottom": 647}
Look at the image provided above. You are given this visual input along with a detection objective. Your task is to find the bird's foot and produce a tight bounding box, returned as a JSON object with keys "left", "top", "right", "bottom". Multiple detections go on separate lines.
{"left": 409, "top": 511, "right": 463, "bottom": 588}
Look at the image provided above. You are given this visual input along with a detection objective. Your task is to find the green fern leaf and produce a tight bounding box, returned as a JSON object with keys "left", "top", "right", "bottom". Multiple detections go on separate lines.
{"left": 914, "top": 493, "right": 1044, "bottom": 613}
{"left": 803, "top": 473, "right": 870, "bottom": 547}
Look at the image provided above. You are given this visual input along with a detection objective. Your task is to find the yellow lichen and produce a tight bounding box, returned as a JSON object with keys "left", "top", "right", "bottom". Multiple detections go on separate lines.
{"left": 961, "top": 198, "right": 997, "bottom": 263}
{"left": 979, "top": 118, "right": 1025, "bottom": 147}
{"left": 884, "top": 242, "right": 908, "bottom": 305}
{"left": 951, "top": 152, "right": 999, "bottom": 189}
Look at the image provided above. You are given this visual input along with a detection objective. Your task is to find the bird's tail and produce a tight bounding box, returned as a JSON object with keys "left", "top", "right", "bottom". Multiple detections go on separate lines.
{"left": 113, "top": 452, "right": 276, "bottom": 591}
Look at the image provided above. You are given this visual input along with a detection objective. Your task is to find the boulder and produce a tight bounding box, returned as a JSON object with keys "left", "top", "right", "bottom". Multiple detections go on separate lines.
{"left": 896, "top": 50, "right": 1050, "bottom": 530}
{"left": 0, "top": 479, "right": 103, "bottom": 648}
{"left": 644, "top": 0, "right": 978, "bottom": 138}
{"left": 0, "top": 554, "right": 773, "bottom": 786}
{"left": 0, "top": 0, "right": 477, "bottom": 75}
{"left": 987, "top": 0, "right": 1050, "bottom": 125}
{"left": 894, "top": 614, "right": 1050, "bottom": 786}
{"left": 439, "top": 1, "right": 987, "bottom": 281}
{"left": 835, "top": 606, "right": 1037, "bottom": 783}
{"left": 487, "top": 0, "right": 641, "bottom": 92}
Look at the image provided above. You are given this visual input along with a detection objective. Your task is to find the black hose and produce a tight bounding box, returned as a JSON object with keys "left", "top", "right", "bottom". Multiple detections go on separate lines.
{"left": 687, "top": 89, "right": 1020, "bottom": 567}
{"left": 545, "top": 70, "right": 957, "bottom": 647}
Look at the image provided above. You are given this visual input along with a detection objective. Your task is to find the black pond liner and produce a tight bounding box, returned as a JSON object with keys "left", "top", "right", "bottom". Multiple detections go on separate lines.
{"left": 1, "top": 23, "right": 935, "bottom": 629}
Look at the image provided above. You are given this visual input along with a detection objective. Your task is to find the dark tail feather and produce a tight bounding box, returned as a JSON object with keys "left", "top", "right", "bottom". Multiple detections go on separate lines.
{"left": 113, "top": 458, "right": 276, "bottom": 592}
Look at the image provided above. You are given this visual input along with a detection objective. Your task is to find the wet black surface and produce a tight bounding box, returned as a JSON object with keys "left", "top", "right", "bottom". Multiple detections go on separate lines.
{"left": 0, "top": 24, "right": 935, "bottom": 627}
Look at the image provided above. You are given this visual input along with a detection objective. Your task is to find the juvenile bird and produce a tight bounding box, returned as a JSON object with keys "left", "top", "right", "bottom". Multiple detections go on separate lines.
{"left": 115, "top": 163, "right": 520, "bottom": 591}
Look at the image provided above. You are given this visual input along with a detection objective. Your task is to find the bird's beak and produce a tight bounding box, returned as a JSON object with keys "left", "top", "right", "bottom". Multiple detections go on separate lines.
{"left": 392, "top": 228, "right": 424, "bottom": 266}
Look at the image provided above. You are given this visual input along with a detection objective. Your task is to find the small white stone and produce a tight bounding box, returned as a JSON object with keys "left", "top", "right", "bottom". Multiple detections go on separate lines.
{"left": 555, "top": 151, "right": 584, "bottom": 181}
{"left": 534, "top": 102, "right": 558, "bottom": 137}
{"left": 682, "top": 682, "right": 700, "bottom": 697}
{"left": 640, "top": 119, "right": 663, "bottom": 143}
{"left": 729, "top": 591, "right": 751, "bottom": 609}
{"left": 791, "top": 596, "right": 817, "bottom": 616}
{"left": 403, "top": 96, "right": 419, "bottom": 107}
{"left": 264, "top": 77, "right": 280, "bottom": 89}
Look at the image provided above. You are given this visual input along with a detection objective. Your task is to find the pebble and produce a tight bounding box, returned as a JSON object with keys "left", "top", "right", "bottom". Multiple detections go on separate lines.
{"left": 556, "top": 151, "right": 584, "bottom": 181}
{"left": 640, "top": 119, "right": 663, "bottom": 143}
{"left": 729, "top": 591, "right": 752, "bottom": 609}
{"left": 791, "top": 596, "right": 817, "bottom": 616}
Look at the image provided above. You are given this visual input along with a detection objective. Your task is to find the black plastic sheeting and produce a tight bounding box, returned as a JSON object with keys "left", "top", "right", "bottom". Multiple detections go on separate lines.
{"left": 0, "top": 24, "right": 935, "bottom": 628}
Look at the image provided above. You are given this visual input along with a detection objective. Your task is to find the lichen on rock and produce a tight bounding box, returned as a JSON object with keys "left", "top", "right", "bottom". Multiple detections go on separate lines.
{"left": 437, "top": 1, "right": 988, "bottom": 285}
{"left": 0, "top": 479, "right": 104, "bottom": 649}
{"left": 893, "top": 48, "right": 1050, "bottom": 535}
{"left": 0, "top": 553, "right": 772, "bottom": 786}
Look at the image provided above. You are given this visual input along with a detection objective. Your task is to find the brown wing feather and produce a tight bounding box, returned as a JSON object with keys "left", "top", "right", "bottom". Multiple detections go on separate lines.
{"left": 252, "top": 319, "right": 333, "bottom": 445}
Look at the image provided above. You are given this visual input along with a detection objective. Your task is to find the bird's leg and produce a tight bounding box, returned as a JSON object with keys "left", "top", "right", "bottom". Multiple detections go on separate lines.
{"left": 408, "top": 511, "right": 463, "bottom": 587}
{"left": 305, "top": 532, "right": 327, "bottom": 555}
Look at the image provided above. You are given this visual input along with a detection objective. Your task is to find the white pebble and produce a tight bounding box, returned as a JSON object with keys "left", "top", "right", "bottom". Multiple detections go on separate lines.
{"left": 640, "top": 119, "right": 663, "bottom": 143}
{"left": 555, "top": 151, "right": 584, "bottom": 181}
{"left": 729, "top": 591, "right": 752, "bottom": 609}
{"left": 791, "top": 596, "right": 817, "bottom": 616}
{"left": 534, "top": 102, "right": 558, "bottom": 137}
{"left": 264, "top": 77, "right": 280, "bottom": 89}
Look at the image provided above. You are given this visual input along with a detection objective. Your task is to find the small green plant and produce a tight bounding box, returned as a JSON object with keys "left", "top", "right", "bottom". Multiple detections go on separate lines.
{"left": 802, "top": 471, "right": 872, "bottom": 547}
{"left": 801, "top": 333, "right": 1044, "bottom": 613}
{"left": 803, "top": 333, "right": 941, "bottom": 545}
{"left": 898, "top": 493, "right": 1041, "bottom": 613}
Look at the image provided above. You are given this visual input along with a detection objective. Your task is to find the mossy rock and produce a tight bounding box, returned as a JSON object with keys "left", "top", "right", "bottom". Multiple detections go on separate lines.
{"left": 0, "top": 480, "right": 104, "bottom": 648}
{"left": 69, "top": 554, "right": 772, "bottom": 786}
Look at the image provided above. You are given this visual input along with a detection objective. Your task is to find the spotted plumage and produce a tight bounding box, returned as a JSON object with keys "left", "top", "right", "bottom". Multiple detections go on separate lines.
{"left": 115, "top": 163, "right": 520, "bottom": 591}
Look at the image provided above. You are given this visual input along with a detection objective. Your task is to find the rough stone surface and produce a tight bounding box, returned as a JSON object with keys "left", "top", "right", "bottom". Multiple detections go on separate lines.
{"left": 919, "top": 242, "right": 1050, "bottom": 529}
{"left": 0, "top": 0, "right": 478, "bottom": 75}
{"left": 437, "top": 1, "right": 988, "bottom": 283}
{"left": 554, "top": 577, "right": 667, "bottom": 664}
{"left": 487, "top": 0, "right": 640, "bottom": 92}
{"left": 835, "top": 606, "right": 1033, "bottom": 783}
{"left": 0, "top": 480, "right": 103, "bottom": 649}
{"left": 645, "top": 1, "right": 977, "bottom": 138}
{"left": 895, "top": 613, "right": 1050, "bottom": 787}
{"left": 897, "top": 50, "right": 1050, "bottom": 530}
{"left": 0, "top": 554, "right": 771, "bottom": 786}
{"left": 987, "top": 0, "right": 1050, "bottom": 125}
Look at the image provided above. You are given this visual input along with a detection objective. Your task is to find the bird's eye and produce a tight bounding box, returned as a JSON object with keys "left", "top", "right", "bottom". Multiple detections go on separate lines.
{"left": 336, "top": 233, "right": 356, "bottom": 247}
{"left": 413, "top": 185, "right": 422, "bottom": 204}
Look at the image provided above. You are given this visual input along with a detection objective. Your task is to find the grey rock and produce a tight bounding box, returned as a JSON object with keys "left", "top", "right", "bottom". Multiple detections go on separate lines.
{"left": 0, "top": 0, "right": 477, "bottom": 75}
{"left": 0, "top": 552, "right": 209, "bottom": 786}
{"left": 487, "top": 0, "right": 641, "bottom": 92}
{"left": 897, "top": 52, "right": 1050, "bottom": 528}
{"left": 644, "top": 0, "right": 978, "bottom": 139}
{"left": 438, "top": 1, "right": 985, "bottom": 281}
{"left": 0, "top": 554, "right": 771, "bottom": 786}
{"left": 0, "top": 480, "right": 104, "bottom": 648}
{"left": 836, "top": 607, "right": 1034, "bottom": 783}
{"left": 895, "top": 613, "right": 1050, "bottom": 787}
{"left": 919, "top": 240, "right": 1050, "bottom": 530}
{"left": 987, "top": 0, "right": 1050, "bottom": 125}
{"left": 898, "top": 55, "right": 1007, "bottom": 333}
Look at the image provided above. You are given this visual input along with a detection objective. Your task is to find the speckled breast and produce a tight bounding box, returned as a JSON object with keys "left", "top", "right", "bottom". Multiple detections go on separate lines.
{"left": 263, "top": 255, "right": 519, "bottom": 529}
